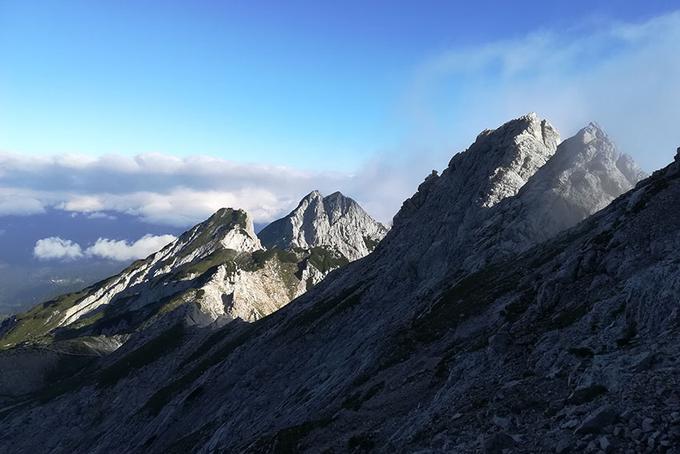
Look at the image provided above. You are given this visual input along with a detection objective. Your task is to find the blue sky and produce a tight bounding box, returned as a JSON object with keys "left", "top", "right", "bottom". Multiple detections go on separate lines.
{"left": 1, "top": 1, "right": 678, "bottom": 172}
{"left": 1, "top": 1, "right": 680, "bottom": 229}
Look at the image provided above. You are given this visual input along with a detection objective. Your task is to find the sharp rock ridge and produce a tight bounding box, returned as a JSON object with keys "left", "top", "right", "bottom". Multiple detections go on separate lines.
{"left": 258, "top": 190, "right": 388, "bottom": 261}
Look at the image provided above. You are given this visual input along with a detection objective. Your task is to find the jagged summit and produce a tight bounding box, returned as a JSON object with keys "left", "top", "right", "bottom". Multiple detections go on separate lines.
{"left": 541, "top": 123, "right": 644, "bottom": 194}
{"left": 164, "top": 208, "right": 262, "bottom": 262}
{"left": 54, "top": 208, "right": 264, "bottom": 328}
{"left": 382, "top": 113, "right": 564, "bottom": 286}
{"left": 367, "top": 115, "right": 647, "bottom": 296}
{"left": 469, "top": 112, "right": 561, "bottom": 208}
{"left": 465, "top": 122, "right": 646, "bottom": 270}
{"left": 258, "top": 190, "right": 388, "bottom": 261}
{"left": 394, "top": 113, "right": 559, "bottom": 229}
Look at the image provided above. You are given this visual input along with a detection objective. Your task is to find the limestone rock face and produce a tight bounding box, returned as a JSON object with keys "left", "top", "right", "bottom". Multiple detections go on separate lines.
{"left": 0, "top": 209, "right": 260, "bottom": 349}
{"left": 258, "top": 191, "right": 388, "bottom": 261}
{"left": 42, "top": 209, "right": 264, "bottom": 332}
{"left": 465, "top": 122, "right": 645, "bottom": 269}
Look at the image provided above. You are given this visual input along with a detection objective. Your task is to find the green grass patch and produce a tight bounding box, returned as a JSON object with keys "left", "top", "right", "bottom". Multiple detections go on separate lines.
{"left": 246, "top": 248, "right": 299, "bottom": 271}
{"left": 174, "top": 248, "right": 240, "bottom": 279}
{"left": 306, "top": 247, "right": 349, "bottom": 274}
{"left": 0, "top": 290, "right": 90, "bottom": 348}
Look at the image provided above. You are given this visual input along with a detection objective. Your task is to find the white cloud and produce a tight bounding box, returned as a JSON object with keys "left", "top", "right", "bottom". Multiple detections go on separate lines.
{"left": 32, "top": 234, "right": 177, "bottom": 262}
{"left": 0, "top": 194, "right": 45, "bottom": 216}
{"left": 84, "top": 234, "right": 177, "bottom": 261}
{"left": 58, "top": 195, "right": 104, "bottom": 212}
{"left": 33, "top": 237, "right": 84, "bottom": 260}
{"left": 85, "top": 212, "right": 117, "bottom": 220}
{"left": 0, "top": 149, "right": 428, "bottom": 226}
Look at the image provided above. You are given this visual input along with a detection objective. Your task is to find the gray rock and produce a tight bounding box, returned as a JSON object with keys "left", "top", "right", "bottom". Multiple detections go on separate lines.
{"left": 258, "top": 190, "right": 388, "bottom": 261}
{"left": 492, "top": 415, "right": 512, "bottom": 431}
{"left": 555, "top": 436, "right": 574, "bottom": 453}
{"left": 598, "top": 435, "right": 612, "bottom": 452}
{"left": 576, "top": 407, "right": 619, "bottom": 435}
{"left": 631, "top": 352, "right": 655, "bottom": 372}
{"left": 562, "top": 419, "right": 579, "bottom": 430}
{"left": 567, "top": 384, "right": 608, "bottom": 405}
{"left": 483, "top": 432, "right": 516, "bottom": 454}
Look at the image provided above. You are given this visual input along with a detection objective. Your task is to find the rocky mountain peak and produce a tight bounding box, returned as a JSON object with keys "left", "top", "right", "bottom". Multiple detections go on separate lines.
{"left": 393, "top": 113, "right": 559, "bottom": 232}
{"left": 565, "top": 122, "right": 645, "bottom": 184}
{"left": 465, "top": 122, "right": 646, "bottom": 270}
{"left": 300, "top": 190, "right": 323, "bottom": 203}
{"left": 322, "top": 191, "right": 362, "bottom": 224}
{"left": 540, "top": 123, "right": 645, "bottom": 197}
{"left": 477, "top": 113, "right": 561, "bottom": 207}
{"left": 581, "top": 121, "right": 606, "bottom": 142}
{"left": 164, "top": 208, "right": 262, "bottom": 266}
{"left": 385, "top": 116, "right": 646, "bottom": 290}
{"left": 258, "top": 191, "right": 388, "bottom": 261}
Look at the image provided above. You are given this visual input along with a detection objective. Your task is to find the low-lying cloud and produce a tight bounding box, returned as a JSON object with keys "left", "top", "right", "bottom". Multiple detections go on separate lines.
{"left": 34, "top": 237, "right": 84, "bottom": 260}
{"left": 33, "top": 234, "right": 177, "bottom": 262}
{"left": 0, "top": 151, "right": 423, "bottom": 226}
{"left": 85, "top": 234, "right": 177, "bottom": 261}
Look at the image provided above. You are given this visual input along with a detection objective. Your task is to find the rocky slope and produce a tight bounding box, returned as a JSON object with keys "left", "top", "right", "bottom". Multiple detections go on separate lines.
{"left": 0, "top": 209, "right": 273, "bottom": 348}
{"left": 1, "top": 115, "right": 670, "bottom": 454}
{"left": 258, "top": 190, "right": 388, "bottom": 261}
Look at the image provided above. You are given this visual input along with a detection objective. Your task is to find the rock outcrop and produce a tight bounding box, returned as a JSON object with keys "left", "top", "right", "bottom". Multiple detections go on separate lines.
{"left": 258, "top": 190, "right": 388, "bottom": 261}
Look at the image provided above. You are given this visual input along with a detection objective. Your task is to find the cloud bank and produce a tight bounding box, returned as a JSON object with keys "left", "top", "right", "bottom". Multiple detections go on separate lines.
{"left": 85, "top": 234, "right": 177, "bottom": 261}
{"left": 33, "top": 234, "right": 177, "bottom": 262}
{"left": 0, "top": 151, "right": 426, "bottom": 226}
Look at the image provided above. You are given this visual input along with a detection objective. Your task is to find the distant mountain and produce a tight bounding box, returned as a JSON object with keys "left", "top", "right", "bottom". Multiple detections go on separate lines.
{"left": 258, "top": 190, "right": 388, "bottom": 261}
{"left": 0, "top": 192, "right": 385, "bottom": 353}
{"left": 4, "top": 115, "right": 676, "bottom": 454}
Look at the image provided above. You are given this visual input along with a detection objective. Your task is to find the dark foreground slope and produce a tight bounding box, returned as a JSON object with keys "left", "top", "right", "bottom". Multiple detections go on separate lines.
{"left": 3, "top": 117, "right": 672, "bottom": 454}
